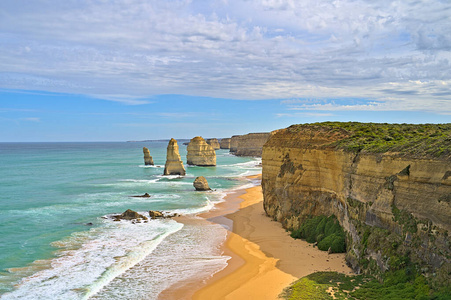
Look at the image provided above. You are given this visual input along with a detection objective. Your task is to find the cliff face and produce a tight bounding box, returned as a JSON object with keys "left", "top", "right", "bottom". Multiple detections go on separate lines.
{"left": 219, "top": 138, "right": 231, "bottom": 149}
{"left": 262, "top": 124, "right": 451, "bottom": 276}
{"left": 164, "top": 138, "right": 186, "bottom": 175}
{"left": 229, "top": 133, "right": 272, "bottom": 157}
{"left": 187, "top": 136, "right": 216, "bottom": 166}
{"left": 206, "top": 138, "right": 220, "bottom": 150}
{"left": 143, "top": 147, "right": 154, "bottom": 165}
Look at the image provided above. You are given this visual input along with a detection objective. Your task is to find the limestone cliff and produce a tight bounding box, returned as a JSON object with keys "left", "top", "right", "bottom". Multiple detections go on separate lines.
{"left": 220, "top": 138, "right": 231, "bottom": 149}
{"left": 262, "top": 123, "right": 451, "bottom": 278}
{"left": 187, "top": 136, "right": 216, "bottom": 166}
{"left": 235, "top": 132, "right": 272, "bottom": 157}
{"left": 206, "top": 138, "right": 220, "bottom": 150}
{"left": 143, "top": 147, "right": 154, "bottom": 165}
{"left": 164, "top": 138, "right": 186, "bottom": 175}
{"left": 229, "top": 135, "right": 240, "bottom": 153}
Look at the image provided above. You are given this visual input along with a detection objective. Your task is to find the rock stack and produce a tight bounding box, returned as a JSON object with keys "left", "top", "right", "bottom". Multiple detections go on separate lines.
{"left": 206, "top": 138, "right": 220, "bottom": 150}
{"left": 143, "top": 147, "right": 154, "bottom": 165}
{"left": 229, "top": 135, "right": 241, "bottom": 153}
{"left": 220, "top": 138, "right": 231, "bottom": 149}
{"left": 163, "top": 138, "right": 186, "bottom": 175}
{"left": 193, "top": 176, "right": 211, "bottom": 191}
{"left": 186, "top": 136, "right": 216, "bottom": 166}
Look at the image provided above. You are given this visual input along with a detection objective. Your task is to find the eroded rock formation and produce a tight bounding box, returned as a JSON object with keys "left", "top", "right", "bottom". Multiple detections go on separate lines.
{"left": 234, "top": 132, "right": 272, "bottom": 157}
{"left": 186, "top": 136, "right": 216, "bottom": 166}
{"left": 220, "top": 138, "right": 231, "bottom": 149}
{"left": 164, "top": 138, "right": 186, "bottom": 175}
{"left": 143, "top": 147, "right": 154, "bottom": 165}
{"left": 262, "top": 123, "right": 451, "bottom": 277}
{"left": 206, "top": 138, "right": 220, "bottom": 150}
{"left": 193, "top": 176, "right": 211, "bottom": 191}
{"left": 113, "top": 209, "right": 148, "bottom": 221}
{"left": 229, "top": 135, "right": 240, "bottom": 153}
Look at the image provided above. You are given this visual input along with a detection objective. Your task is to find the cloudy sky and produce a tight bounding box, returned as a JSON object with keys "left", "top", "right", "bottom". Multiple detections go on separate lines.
{"left": 1, "top": 0, "right": 450, "bottom": 141}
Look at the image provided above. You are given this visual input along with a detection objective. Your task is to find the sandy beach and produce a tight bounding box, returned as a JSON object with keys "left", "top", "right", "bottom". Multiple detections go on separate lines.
{"left": 160, "top": 175, "right": 353, "bottom": 299}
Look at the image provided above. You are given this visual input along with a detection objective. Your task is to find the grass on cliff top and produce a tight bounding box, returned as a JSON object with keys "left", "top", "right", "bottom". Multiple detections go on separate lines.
{"left": 286, "top": 122, "right": 451, "bottom": 159}
{"left": 281, "top": 271, "right": 451, "bottom": 300}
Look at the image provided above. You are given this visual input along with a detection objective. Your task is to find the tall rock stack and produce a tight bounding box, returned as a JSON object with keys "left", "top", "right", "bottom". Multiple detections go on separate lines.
{"left": 163, "top": 138, "right": 186, "bottom": 175}
{"left": 206, "top": 138, "right": 220, "bottom": 150}
{"left": 229, "top": 135, "right": 241, "bottom": 153}
{"left": 219, "top": 138, "right": 231, "bottom": 149}
{"left": 187, "top": 136, "right": 216, "bottom": 166}
{"left": 143, "top": 147, "right": 154, "bottom": 165}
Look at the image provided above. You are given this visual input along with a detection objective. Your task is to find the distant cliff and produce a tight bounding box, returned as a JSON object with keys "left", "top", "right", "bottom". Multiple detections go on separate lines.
{"left": 262, "top": 122, "right": 451, "bottom": 280}
{"left": 229, "top": 133, "right": 272, "bottom": 157}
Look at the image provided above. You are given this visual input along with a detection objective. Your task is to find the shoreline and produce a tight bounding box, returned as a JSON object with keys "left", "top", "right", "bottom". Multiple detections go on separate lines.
{"left": 159, "top": 175, "right": 353, "bottom": 299}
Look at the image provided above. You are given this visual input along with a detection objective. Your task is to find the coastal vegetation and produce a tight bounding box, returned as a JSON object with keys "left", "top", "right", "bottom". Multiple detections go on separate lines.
{"left": 286, "top": 122, "right": 451, "bottom": 159}
{"left": 281, "top": 269, "right": 451, "bottom": 300}
{"left": 290, "top": 215, "right": 346, "bottom": 253}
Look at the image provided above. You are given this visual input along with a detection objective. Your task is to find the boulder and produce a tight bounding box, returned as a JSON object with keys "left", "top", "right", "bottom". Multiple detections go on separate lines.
{"left": 193, "top": 176, "right": 211, "bottom": 191}
{"left": 149, "top": 210, "right": 164, "bottom": 219}
{"left": 206, "top": 138, "right": 220, "bottom": 150}
{"left": 187, "top": 136, "right": 216, "bottom": 166}
{"left": 113, "top": 209, "right": 148, "bottom": 221}
{"left": 220, "top": 138, "right": 231, "bottom": 149}
{"left": 163, "top": 138, "right": 186, "bottom": 175}
{"left": 143, "top": 147, "right": 154, "bottom": 165}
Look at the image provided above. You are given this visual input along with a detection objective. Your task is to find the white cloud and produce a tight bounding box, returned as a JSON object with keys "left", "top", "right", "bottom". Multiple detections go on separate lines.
{"left": 0, "top": 0, "right": 449, "bottom": 112}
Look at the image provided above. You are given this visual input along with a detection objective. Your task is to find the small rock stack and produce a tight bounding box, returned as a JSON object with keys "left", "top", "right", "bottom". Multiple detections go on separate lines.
{"left": 143, "top": 147, "right": 154, "bottom": 165}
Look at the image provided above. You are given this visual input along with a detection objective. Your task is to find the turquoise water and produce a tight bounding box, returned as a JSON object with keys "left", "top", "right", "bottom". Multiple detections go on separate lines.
{"left": 0, "top": 142, "right": 261, "bottom": 299}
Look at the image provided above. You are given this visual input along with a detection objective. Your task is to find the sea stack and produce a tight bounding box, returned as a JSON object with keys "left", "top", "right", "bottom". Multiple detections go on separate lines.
{"left": 206, "top": 138, "right": 220, "bottom": 150}
{"left": 220, "top": 138, "right": 231, "bottom": 149}
{"left": 193, "top": 176, "right": 211, "bottom": 191}
{"left": 229, "top": 135, "right": 241, "bottom": 153}
{"left": 143, "top": 147, "right": 154, "bottom": 165}
{"left": 163, "top": 138, "right": 186, "bottom": 175}
{"left": 186, "top": 136, "right": 216, "bottom": 166}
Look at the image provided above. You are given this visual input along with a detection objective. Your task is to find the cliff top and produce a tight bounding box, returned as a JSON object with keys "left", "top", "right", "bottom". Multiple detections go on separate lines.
{"left": 280, "top": 122, "right": 451, "bottom": 159}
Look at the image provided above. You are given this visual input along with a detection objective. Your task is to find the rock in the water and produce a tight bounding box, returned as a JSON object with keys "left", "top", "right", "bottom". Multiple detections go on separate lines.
{"left": 206, "top": 138, "right": 220, "bottom": 150}
{"left": 149, "top": 210, "right": 164, "bottom": 219}
{"left": 187, "top": 136, "right": 216, "bottom": 166}
{"left": 220, "top": 138, "right": 231, "bottom": 149}
{"left": 229, "top": 135, "right": 241, "bottom": 153}
{"left": 143, "top": 147, "right": 154, "bottom": 165}
{"left": 113, "top": 209, "right": 148, "bottom": 221}
{"left": 193, "top": 176, "right": 211, "bottom": 191}
{"left": 130, "top": 193, "right": 151, "bottom": 198}
{"left": 164, "top": 138, "right": 186, "bottom": 175}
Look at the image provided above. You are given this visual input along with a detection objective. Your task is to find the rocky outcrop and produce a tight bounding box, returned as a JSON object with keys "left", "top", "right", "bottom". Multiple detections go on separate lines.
{"left": 164, "top": 138, "right": 186, "bottom": 175}
{"left": 130, "top": 193, "right": 151, "bottom": 198}
{"left": 113, "top": 209, "right": 148, "bottom": 221}
{"left": 220, "top": 138, "right": 231, "bottom": 149}
{"left": 186, "top": 136, "right": 216, "bottom": 166}
{"left": 193, "top": 176, "right": 211, "bottom": 191}
{"left": 262, "top": 123, "right": 451, "bottom": 277}
{"left": 206, "top": 138, "right": 220, "bottom": 150}
{"left": 143, "top": 147, "right": 154, "bottom": 165}
{"left": 235, "top": 132, "right": 272, "bottom": 157}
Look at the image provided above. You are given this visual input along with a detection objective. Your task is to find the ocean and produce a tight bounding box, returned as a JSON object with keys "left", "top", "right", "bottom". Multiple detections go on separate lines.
{"left": 0, "top": 141, "right": 261, "bottom": 299}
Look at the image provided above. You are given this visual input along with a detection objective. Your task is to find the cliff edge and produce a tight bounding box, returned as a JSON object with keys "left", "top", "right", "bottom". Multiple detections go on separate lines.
{"left": 262, "top": 122, "right": 451, "bottom": 280}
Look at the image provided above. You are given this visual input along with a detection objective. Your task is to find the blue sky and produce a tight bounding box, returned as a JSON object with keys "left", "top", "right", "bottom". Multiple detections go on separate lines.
{"left": 0, "top": 0, "right": 450, "bottom": 141}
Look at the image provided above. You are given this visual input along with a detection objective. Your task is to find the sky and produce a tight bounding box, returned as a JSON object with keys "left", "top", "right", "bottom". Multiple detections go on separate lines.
{"left": 0, "top": 0, "right": 450, "bottom": 142}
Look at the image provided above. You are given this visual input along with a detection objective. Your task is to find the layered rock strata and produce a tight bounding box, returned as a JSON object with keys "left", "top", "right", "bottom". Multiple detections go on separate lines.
{"left": 262, "top": 123, "right": 451, "bottom": 277}
{"left": 206, "top": 138, "right": 220, "bottom": 150}
{"left": 235, "top": 132, "right": 272, "bottom": 157}
{"left": 186, "top": 136, "right": 216, "bottom": 166}
{"left": 193, "top": 176, "right": 211, "bottom": 191}
{"left": 220, "top": 138, "right": 231, "bottom": 149}
{"left": 163, "top": 138, "right": 186, "bottom": 175}
{"left": 229, "top": 135, "right": 240, "bottom": 153}
{"left": 143, "top": 147, "right": 154, "bottom": 165}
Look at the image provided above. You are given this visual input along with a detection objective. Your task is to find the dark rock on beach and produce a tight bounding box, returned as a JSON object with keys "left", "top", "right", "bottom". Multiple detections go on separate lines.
{"left": 113, "top": 209, "right": 148, "bottom": 221}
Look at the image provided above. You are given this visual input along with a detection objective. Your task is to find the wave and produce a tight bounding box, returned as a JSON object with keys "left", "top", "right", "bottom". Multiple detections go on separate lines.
{"left": 2, "top": 219, "right": 183, "bottom": 300}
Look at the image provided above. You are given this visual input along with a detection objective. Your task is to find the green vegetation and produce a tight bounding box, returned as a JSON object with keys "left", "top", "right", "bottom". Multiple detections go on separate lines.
{"left": 290, "top": 215, "right": 346, "bottom": 253}
{"left": 281, "top": 270, "right": 451, "bottom": 300}
{"left": 287, "top": 122, "right": 451, "bottom": 159}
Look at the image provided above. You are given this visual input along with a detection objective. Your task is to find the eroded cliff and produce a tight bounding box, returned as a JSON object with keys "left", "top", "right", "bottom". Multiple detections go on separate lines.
{"left": 262, "top": 123, "right": 451, "bottom": 279}
{"left": 206, "top": 138, "right": 220, "bottom": 150}
{"left": 228, "top": 133, "right": 272, "bottom": 156}
{"left": 187, "top": 136, "right": 216, "bottom": 166}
